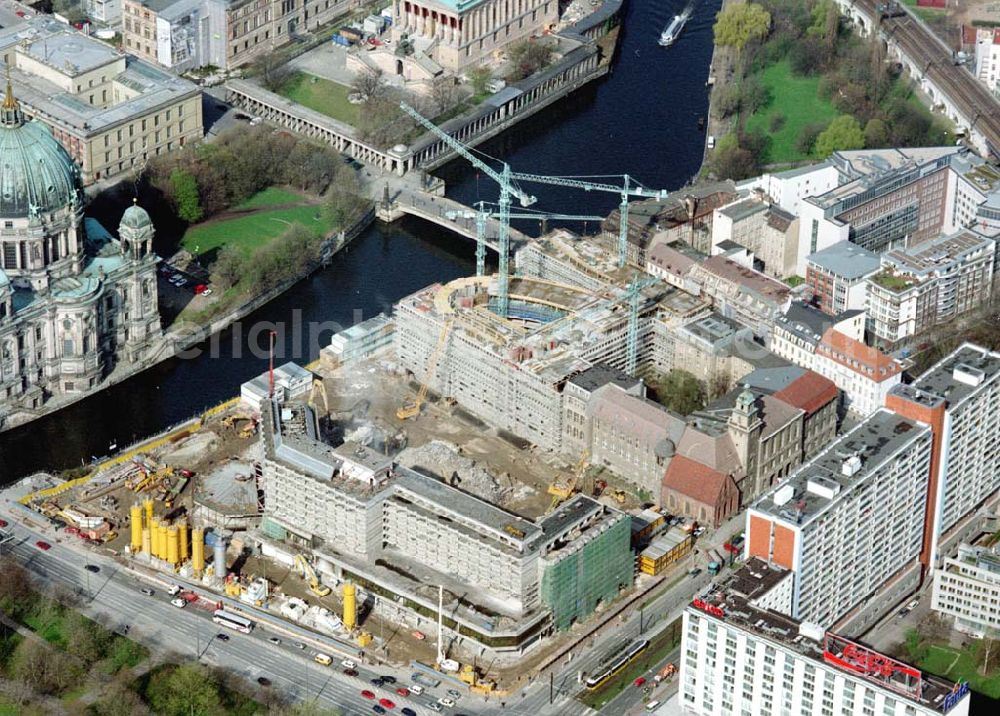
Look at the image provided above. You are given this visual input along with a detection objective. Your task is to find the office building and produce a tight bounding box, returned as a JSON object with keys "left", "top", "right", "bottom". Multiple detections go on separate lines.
{"left": 711, "top": 193, "right": 798, "bottom": 279}
{"left": 746, "top": 409, "right": 933, "bottom": 629}
{"left": 0, "top": 16, "right": 202, "bottom": 184}
{"left": 680, "top": 559, "right": 971, "bottom": 716}
{"left": 932, "top": 541, "right": 1000, "bottom": 638}
{"left": 687, "top": 256, "right": 792, "bottom": 338}
{"left": 770, "top": 301, "right": 865, "bottom": 372}
{"left": 813, "top": 328, "right": 902, "bottom": 417}
{"left": 866, "top": 231, "right": 994, "bottom": 347}
{"left": 805, "top": 241, "right": 880, "bottom": 316}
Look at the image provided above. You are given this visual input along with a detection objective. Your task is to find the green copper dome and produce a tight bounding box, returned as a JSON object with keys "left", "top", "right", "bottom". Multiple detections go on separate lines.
{"left": 121, "top": 200, "right": 152, "bottom": 230}
{"left": 0, "top": 80, "right": 80, "bottom": 219}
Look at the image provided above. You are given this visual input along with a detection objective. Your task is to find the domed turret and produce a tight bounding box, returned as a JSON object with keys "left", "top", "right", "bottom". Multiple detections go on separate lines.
{"left": 0, "top": 78, "right": 80, "bottom": 218}
{"left": 120, "top": 200, "right": 152, "bottom": 230}
{"left": 119, "top": 199, "right": 154, "bottom": 259}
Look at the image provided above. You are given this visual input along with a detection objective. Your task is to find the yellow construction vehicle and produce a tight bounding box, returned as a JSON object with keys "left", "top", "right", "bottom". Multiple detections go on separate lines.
{"left": 547, "top": 450, "right": 590, "bottom": 512}
{"left": 458, "top": 663, "right": 496, "bottom": 694}
{"left": 308, "top": 378, "right": 330, "bottom": 415}
{"left": 612, "top": 489, "right": 627, "bottom": 504}
{"left": 503, "top": 524, "right": 525, "bottom": 539}
{"left": 293, "top": 554, "right": 332, "bottom": 597}
{"left": 397, "top": 319, "right": 455, "bottom": 420}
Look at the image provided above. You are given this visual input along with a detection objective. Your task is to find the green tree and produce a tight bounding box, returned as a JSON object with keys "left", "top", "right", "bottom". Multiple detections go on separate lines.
{"left": 713, "top": 3, "right": 772, "bottom": 54}
{"left": 64, "top": 612, "right": 112, "bottom": 665}
{"left": 708, "top": 133, "right": 763, "bottom": 181}
{"left": 648, "top": 369, "right": 706, "bottom": 415}
{"left": 806, "top": 0, "right": 839, "bottom": 46}
{"left": 170, "top": 169, "right": 203, "bottom": 223}
{"left": 814, "top": 115, "right": 865, "bottom": 157}
{"left": 211, "top": 246, "right": 245, "bottom": 290}
{"left": 903, "top": 627, "right": 928, "bottom": 664}
{"left": 468, "top": 65, "right": 494, "bottom": 96}
{"left": 146, "top": 663, "right": 223, "bottom": 716}
{"left": 864, "top": 118, "right": 890, "bottom": 148}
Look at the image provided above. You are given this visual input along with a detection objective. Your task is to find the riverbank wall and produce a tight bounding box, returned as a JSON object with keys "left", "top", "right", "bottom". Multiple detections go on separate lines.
{"left": 0, "top": 207, "right": 375, "bottom": 437}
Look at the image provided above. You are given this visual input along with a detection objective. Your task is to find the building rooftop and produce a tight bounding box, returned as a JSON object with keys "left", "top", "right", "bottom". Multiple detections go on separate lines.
{"left": 693, "top": 560, "right": 968, "bottom": 714}
{"left": 680, "top": 312, "right": 751, "bottom": 348}
{"left": 0, "top": 17, "right": 200, "bottom": 134}
{"left": 904, "top": 342, "right": 1000, "bottom": 408}
{"left": 641, "top": 527, "right": 690, "bottom": 559}
{"left": 591, "top": 385, "right": 686, "bottom": 448}
{"left": 662, "top": 455, "right": 732, "bottom": 506}
{"left": 818, "top": 328, "right": 901, "bottom": 382}
{"left": 773, "top": 371, "right": 839, "bottom": 416}
{"left": 719, "top": 197, "right": 768, "bottom": 223}
{"left": 566, "top": 363, "right": 641, "bottom": 394}
{"left": 880, "top": 230, "right": 994, "bottom": 282}
{"left": 696, "top": 256, "right": 791, "bottom": 305}
{"left": 751, "top": 409, "right": 928, "bottom": 526}
{"left": 807, "top": 241, "right": 881, "bottom": 279}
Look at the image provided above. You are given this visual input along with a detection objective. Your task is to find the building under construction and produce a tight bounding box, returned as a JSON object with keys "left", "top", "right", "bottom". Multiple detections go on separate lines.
{"left": 259, "top": 398, "right": 633, "bottom": 652}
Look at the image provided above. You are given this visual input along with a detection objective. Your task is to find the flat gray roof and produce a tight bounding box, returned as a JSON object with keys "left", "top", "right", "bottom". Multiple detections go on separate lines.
{"left": 807, "top": 241, "right": 881, "bottom": 279}
{"left": 905, "top": 343, "right": 1000, "bottom": 408}
{"left": 752, "top": 409, "right": 929, "bottom": 526}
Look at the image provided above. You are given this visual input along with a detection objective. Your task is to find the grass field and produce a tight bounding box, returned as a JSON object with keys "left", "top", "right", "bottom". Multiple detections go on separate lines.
{"left": 920, "top": 644, "right": 1000, "bottom": 699}
{"left": 745, "top": 60, "right": 839, "bottom": 163}
{"left": 278, "top": 72, "right": 359, "bottom": 125}
{"left": 23, "top": 611, "right": 67, "bottom": 648}
{"left": 234, "top": 186, "right": 305, "bottom": 210}
{"left": 180, "top": 201, "right": 333, "bottom": 256}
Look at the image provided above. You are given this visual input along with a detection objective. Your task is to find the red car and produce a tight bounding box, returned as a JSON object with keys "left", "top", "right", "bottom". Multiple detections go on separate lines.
{"left": 395, "top": 687, "right": 410, "bottom": 697}
{"left": 35, "top": 541, "right": 51, "bottom": 551}
{"left": 344, "top": 668, "right": 359, "bottom": 677}
{"left": 634, "top": 677, "right": 646, "bottom": 687}
{"left": 0, "top": 518, "right": 8, "bottom": 528}
{"left": 378, "top": 699, "right": 395, "bottom": 709}
{"left": 361, "top": 690, "right": 376, "bottom": 700}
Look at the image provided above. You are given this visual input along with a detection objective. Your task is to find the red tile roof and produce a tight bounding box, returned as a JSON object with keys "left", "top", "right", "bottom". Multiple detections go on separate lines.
{"left": 773, "top": 371, "right": 839, "bottom": 416}
{"left": 818, "top": 328, "right": 901, "bottom": 383}
{"left": 662, "top": 455, "right": 731, "bottom": 506}
{"left": 962, "top": 25, "right": 977, "bottom": 46}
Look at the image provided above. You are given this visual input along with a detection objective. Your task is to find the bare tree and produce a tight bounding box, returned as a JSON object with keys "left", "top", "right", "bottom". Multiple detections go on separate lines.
{"left": 0, "top": 557, "right": 33, "bottom": 608}
{"left": 429, "top": 76, "right": 459, "bottom": 115}
{"left": 352, "top": 67, "right": 387, "bottom": 102}
{"left": 253, "top": 51, "right": 292, "bottom": 92}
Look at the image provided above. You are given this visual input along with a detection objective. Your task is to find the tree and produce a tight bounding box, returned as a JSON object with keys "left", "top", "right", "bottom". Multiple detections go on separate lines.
{"left": 64, "top": 612, "right": 112, "bottom": 665}
{"left": 468, "top": 65, "right": 493, "bottom": 96}
{"left": 170, "top": 169, "right": 203, "bottom": 223}
{"left": 796, "top": 121, "right": 828, "bottom": 155}
{"left": 352, "top": 67, "right": 387, "bottom": 102}
{"left": 815, "top": 115, "right": 865, "bottom": 157}
{"left": 708, "top": 133, "right": 762, "bottom": 181}
{"left": 713, "top": 3, "right": 772, "bottom": 54}
{"left": 806, "top": 0, "right": 839, "bottom": 47}
{"left": 0, "top": 557, "right": 33, "bottom": 615}
{"left": 903, "top": 627, "right": 928, "bottom": 664}
{"left": 91, "top": 677, "right": 148, "bottom": 716}
{"left": 146, "top": 663, "right": 223, "bottom": 716}
{"left": 430, "top": 76, "right": 460, "bottom": 115}
{"left": 10, "top": 638, "right": 81, "bottom": 696}
{"left": 507, "top": 40, "right": 553, "bottom": 81}
{"left": 211, "top": 246, "right": 245, "bottom": 290}
{"left": 253, "top": 51, "right": 292, "bottom": 92}
{"left": 648, "top": 369, "right": 706, "bottom": 415}
{"left": 979, "top": 630, "right": 1000, "bottom": 676}
{"left": 864, "top": 117, "right": 889, "bottom": 148}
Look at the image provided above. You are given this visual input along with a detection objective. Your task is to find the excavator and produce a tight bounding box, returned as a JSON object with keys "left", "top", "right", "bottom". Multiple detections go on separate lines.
{"left": 397, "top": 319, "right": 454, "bottom": 420}
{"left": 308, "top": 378, "right": 330, "bottom": 416}
{"left": 547, "top": 449, "right": 590, "bottom": 513}
{"left": 293, "top": 554, "right": 332, "bottom": 597}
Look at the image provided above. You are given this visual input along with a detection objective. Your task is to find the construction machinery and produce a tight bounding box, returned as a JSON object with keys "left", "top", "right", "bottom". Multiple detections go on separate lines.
{"left": 458, "top": 663, "right": 497, "bottom": 694}
{"left": 294, "top": 554, "right": 332, "bottom": 597}
{"left": 397, "top": 318, "right": 455, "bottom": 420}
{"left": 592, "top": 478, "right": 608, "bottom": 498}
{"left": 163, "top": 475, "right": 189, "bottom": 509}
{"left": 503, "top": 524, "right": 525, "bottom": 539}
{"left": 509, "top": 172, "right": 669, "bottom": 267}
{"left": 308, "top": 378, "right": 330, "bottom": 415}
{"left": 547, "top": 449, "right": 590, "bottom": 512}
{"left": 400, "top": 102, "right": 536, "bottom": 319}
{"left": 612, "top": 489, "right": 627, "bottom": 504}
{"left": 445, "top": 203, "right": 604, "bottom": 278}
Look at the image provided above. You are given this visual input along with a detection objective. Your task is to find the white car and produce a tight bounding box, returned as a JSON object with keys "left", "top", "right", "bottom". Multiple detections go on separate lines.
{"left": 168, "top": 585, "right": 182, "bottom": 596}
{"left": 170, "top": 598, "right": 186, "bottom": 608}
{"left": 427, "top": 704, "right": 443, "bottom": 713}
{"left": 408, "top": 684, "right": 424, "bottom": 695}
{"left": 438, "top": 697, "right": 455, "bottom": 708}
{"left": 341, "top": 659, "right": 356, "bottom": 669}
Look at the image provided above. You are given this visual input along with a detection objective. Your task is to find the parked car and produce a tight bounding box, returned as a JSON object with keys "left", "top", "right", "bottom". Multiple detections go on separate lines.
{"left": 294, "top": 642, "right": 306, "bottom": 650}
{"left": 688, "top": 568, "right": 702, "bottom": 577}
{"left": 408, "top": 684, "right": 424, "bottom": 695}
{"left": 170, "top": 598, "right": 186, "bottom": 608}
{"left": 268, "top": 637, "right": 280, "bottom": 645}
{"left": 378, "top": 699, "right": 395, "bottom": 709}
{"left": 0, "top": 518, "right": 7, "bottom": 527}
{"left": 373, "top": 707, "right": 386, "bottom": 715}
{"left": 381, "top": 676, "right": 397, "bottom": 684}
{"left": 343, "top": 669, "right": 359, "bottom": 677}
{"left": 85, "top": 564, "right": 100, "bottom": 573}
{"left": 140, "top": 588, "right": 154, "bottom": 596}
{"left": 446, "top": 689, "right": 461, "bottom": 699}
{"left": 634, "top": 677, "right": 646, "bottom": 687}
{"left": 395, "top": 687, "right": 410, "bottom": 697}
{"left": 216, "top": 633, "right": 230, "bottom": 641}
{"left": 427, "top": 704, "right": 443, "bottom": 713}
{"left": 401, "top": 708, "right": 417, "bottom": 716}
{"left": 438, "top": 697, "right": 456, "bottom": 708}
{"left": 342, "top": 659, "right": 357, "bottom": 669}
{"left": 361, "top": 690, "right": 376, "bottom": 700}
{"left": 35, "top": 541, "right": 51, "bottom": 551}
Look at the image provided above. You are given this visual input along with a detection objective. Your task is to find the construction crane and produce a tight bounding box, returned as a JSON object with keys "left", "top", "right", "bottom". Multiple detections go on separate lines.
{"left": 400, "top": 102, "right": 536, "bottom": 318}
{"left": 509, "top": 172, "right": 669, "bottom": 267}
{"left": 307, "top": 378, "right": 330, "bottom": 416}
{"left": 293, "top": 554, "right": 332, "bottom": 597}
{"left": 397, "top": 318, "right": 455, "bottom": 420}
{"left": 625, "top": 275, "right": 659, "bottom": 377}
{"left": 547, "top": 449, "right": 590, "bottom": 512}
{"left": 446, "top": 202, "right": 605, "bottom": 277}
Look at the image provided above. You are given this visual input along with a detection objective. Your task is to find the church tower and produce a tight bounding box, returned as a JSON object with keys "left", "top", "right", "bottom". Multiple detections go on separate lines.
{"left": 728, "top": 386, "right": 765, "bottom": 499}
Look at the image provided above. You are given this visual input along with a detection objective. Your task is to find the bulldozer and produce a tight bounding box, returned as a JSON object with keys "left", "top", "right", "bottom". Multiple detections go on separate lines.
{"left": 294, "top": 554, "right": 332, "bottom": 597}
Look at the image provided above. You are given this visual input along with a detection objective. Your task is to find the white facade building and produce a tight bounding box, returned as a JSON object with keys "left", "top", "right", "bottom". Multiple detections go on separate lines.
{"left": 681, "top": 561, "right": 971, "bottom": 716}
{"left": 813, "top": 328, "right": 902, "bottom": 417}
{"left": 738, "top": 161, "right": 840, "bottom": 217}
{"left": 932, "top": 542, "right": 1000, "bottom": 638}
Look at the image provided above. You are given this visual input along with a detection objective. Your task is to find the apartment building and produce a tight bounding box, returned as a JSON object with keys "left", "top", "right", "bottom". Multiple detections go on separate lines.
{"left": 0, "top": 17, "right": 202, "bottom": 184}
{"left": 122, "top": 0, "right": 353, "bottom": 71}
{"left": 88, "top": 0, "right": 123, "bottom": 23}
{"left": 711, "top": 194, "right": 798, "bottom": 279}
{"left": 805, "top": 241, "right": 880, "bottom": 316}
{"left": 886, "top": 344, "right": 1000, "bottom": 568}
{"left": 746, "top": 409, "right": 933, "bottom": 628}
{"left": 680, "top": 559, "right": 971, "bottom": 716}
{"left": 967, "top": 25, "right": 1000, "bottom": 95}
{"left": 813, "top": 328, "right": 902, "bottom": 417}
{"left": 739, "top": 161, "right": 840, "bottom": 217}
{"left": 932, "top": 541, "right": 1000, "bottom": 638}
{"left": 687, "top": 256, "right": 792, "bottom": 338}
{"left": 770, "top": 301, "right": 865, "bottom": 372}
{"left": 866, "top": 230, "right": 995, "bottom": 348}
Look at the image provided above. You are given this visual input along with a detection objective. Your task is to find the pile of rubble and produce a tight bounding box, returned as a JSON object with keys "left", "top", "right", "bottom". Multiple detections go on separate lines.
{"left": 397, "top": 440, "right": 516, "bottom": 506}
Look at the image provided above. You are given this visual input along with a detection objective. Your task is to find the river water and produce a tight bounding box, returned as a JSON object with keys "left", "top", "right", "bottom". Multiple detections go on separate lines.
{"left": 0, "top": 0, "right": 719, "bottom": 479}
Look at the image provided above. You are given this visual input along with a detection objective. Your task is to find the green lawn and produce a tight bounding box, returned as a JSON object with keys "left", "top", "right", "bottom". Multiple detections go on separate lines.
{"left": 23, "top": 611, "right": 67, "bottom": 648}
{"left": 278, "top": 72, "right": 359, "bottom": 125}
{"left": 0, "top": 701, "right": 19, "bottom": 716}
{"left": 181, "top": 205, "right": 334, "bottom": 256}
{"left": 745, "top": 60, "right": 839, "bottom": 163}
{"left": 920, "top": 644, "right": 1000, "bottom": 699}
{"left": 235, "top": 186, "right": 305, "bottom": 210}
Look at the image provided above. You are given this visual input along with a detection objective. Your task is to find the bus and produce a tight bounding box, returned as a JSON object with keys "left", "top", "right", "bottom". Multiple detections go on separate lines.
{"left": 213, "top": 609, "right": 253, "bottom": 634}
{"left": 585, "top": 639, "right": 649, "bottom": 690}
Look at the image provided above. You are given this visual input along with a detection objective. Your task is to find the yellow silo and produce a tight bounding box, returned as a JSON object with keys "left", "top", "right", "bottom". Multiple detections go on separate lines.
{"left": 141, "top": 527, "right": 151, "bottom": 556}
{"left": 150, "top": 518, "right": 160, "bottom": 558}
{"left": 158, "top": 524, "right": 169, "bottom": 561}
{"left": 178, "top": 522, "right": 190, "bottom": 562}
{"left": 343, "top": 582, "right": 357, "bottom": 631}
{"left": 129, "top": 504, "right": 143, "bottom": 553}
{"left": 166, "top": 526, "right": 180, "bottom": 566}
{"left": 144, "top": 498, "right": 154, "bottom": 524}
{"left": 356, "top": 631, "right": 372, "bottom": 647}
{"left": 192, "top": 527, "right": 205, "bottom": 576}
